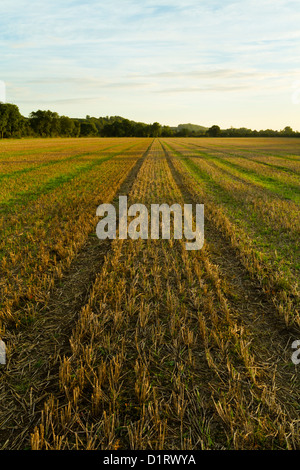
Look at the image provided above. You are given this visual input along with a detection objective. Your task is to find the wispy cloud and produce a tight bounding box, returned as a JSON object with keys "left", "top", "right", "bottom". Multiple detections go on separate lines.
{"left": 1, "top": 0, "right": 300, "bottom": 128}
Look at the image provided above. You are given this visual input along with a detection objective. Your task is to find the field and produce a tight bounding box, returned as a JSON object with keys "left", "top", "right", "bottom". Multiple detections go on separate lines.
{"left": 0, "top": 136, "right": 299, "bottom": 450}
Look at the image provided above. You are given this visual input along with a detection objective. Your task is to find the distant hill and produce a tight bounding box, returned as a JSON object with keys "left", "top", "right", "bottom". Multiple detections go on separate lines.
{"left": 171, "top": 123, "right": 208, "bottom": 133}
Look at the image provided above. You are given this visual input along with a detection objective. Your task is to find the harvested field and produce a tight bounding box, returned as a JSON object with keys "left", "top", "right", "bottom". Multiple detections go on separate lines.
{"left": 0, "top": 137, "right": 299, "bottom": 450}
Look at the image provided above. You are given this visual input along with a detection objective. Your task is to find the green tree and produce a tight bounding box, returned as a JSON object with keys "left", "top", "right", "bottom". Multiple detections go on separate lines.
{"left": 150, "top": 122, "right": 161, "bottom": 137}
{"left": 29, "top": 110, "right": 61, "bottom": 137}
{"left": 161, "top": 125, "right": 173, "bottom": 137}
{"left": 60, "top": 116, "right": 75, "bottom": 137}
{"left": 281, "top": 126, "right": 294, "bottom": 136}
{"left": 0, "top": 103, "right": 23, "bottom": 138}
{"left": 79, "top": 121, "right": 98, "bottom": 136}
{"left": 207, "top": 125, "right": 221, "bottom": 137}
{"left": 0, "top": 103, "right": 9, "bottom": 138}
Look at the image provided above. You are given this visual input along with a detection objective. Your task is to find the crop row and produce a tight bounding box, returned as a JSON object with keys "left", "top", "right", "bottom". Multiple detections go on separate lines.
{"left": 162, "top": 139, "right": 299, "bottom": 327}
{"left": 0, "top": 138, "right": 152, "bottom": 329}
{"left": 30, "top": 139, "right": 299, "bottom": 450}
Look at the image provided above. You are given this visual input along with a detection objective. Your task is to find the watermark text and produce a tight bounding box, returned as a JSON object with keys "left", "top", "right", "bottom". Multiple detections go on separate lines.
{"left": 96, "top": 196, "right": 204, "bottom": 251}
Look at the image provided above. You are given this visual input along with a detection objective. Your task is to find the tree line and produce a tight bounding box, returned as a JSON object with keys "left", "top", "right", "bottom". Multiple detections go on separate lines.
{"left": 0, "top": 102, "right": 298, "bottom": 139}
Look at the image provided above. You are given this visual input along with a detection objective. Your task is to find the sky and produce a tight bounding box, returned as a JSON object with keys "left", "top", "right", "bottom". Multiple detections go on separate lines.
{"left": 1, "top": 0, "right": 300, "bottom": 130}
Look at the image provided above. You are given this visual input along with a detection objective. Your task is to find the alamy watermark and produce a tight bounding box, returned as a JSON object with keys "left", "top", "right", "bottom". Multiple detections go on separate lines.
{"left": 96, "top": 196, "right": 204, "bottom": 251}
{"left": 291, "top": 340, "right": 300, "bottom": 365}
{"left": 0, "top": 340, "right": 6, "bottom": 365}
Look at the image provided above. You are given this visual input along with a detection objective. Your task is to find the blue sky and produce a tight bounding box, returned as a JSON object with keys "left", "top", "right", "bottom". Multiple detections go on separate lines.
{"left": 1, "top": 0, "right": 300, "bottom": 129}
